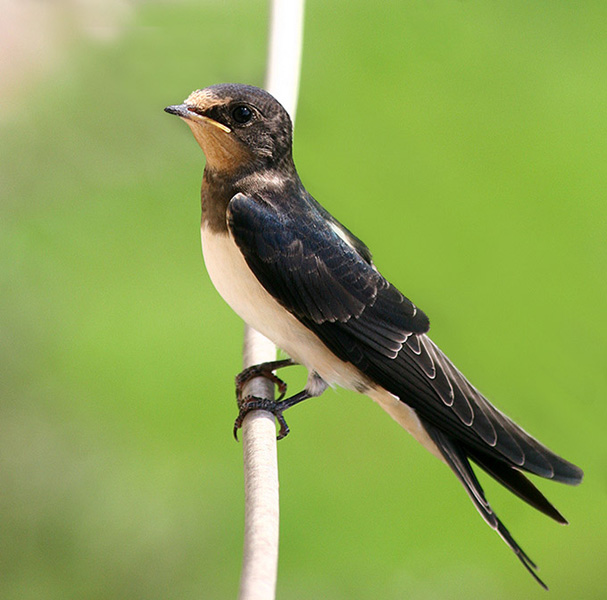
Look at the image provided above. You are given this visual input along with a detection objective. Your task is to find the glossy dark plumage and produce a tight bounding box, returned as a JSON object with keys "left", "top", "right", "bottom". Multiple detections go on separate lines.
{"left": 228, "top": 182, "right": 581, "bottom": 588}
{"left": 229, "top": 189, "right": 581, "bottom": 478}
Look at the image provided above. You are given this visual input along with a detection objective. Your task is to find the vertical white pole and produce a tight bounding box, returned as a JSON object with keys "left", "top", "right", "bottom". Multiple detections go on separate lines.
{"left": 238, "top": 1, "right": 305, "bottom": 599}
{"left": 265, "top": 0, "right": 305, "bottom": 117}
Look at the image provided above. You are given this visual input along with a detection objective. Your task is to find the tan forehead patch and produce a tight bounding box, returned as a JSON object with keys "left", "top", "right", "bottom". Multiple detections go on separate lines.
{"left": 184, "top": 88, "right": 231, "bottom": 110}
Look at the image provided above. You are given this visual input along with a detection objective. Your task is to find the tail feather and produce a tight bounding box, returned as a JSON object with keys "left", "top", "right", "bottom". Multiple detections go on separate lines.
{"left": 424, "top": 422, "right": 550, "bottom": 590}
{"left": 468, "top": 447, "right": 568, "bottom": 524}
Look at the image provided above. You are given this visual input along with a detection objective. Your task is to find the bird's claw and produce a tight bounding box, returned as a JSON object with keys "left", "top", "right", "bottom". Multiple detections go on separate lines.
{"left": 235, "top": 361, "right": 290, "bottom": 401}
{"left": 233, "top": 395, "right": 290, "bottom": 441}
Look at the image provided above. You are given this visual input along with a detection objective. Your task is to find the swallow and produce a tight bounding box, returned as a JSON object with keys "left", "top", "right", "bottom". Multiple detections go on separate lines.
{"left": 165, "top": 83, "right": 583, "bottom": 589}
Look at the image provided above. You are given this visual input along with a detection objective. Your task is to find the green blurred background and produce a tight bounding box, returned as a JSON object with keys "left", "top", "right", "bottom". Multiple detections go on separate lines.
{"left": 2, "top": 1, "right": 606, "bottom": 598}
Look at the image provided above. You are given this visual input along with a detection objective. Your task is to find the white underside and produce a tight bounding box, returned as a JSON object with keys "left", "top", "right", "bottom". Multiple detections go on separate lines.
{"left": 201, "top": 224, "right": 442, "bottom": 460}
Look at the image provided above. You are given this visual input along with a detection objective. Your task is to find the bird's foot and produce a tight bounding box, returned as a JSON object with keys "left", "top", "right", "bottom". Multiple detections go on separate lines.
{"left": 235, "top": 359, "right": 295, "bottom": 402}
{"left": 233, "top": 395, "right": 290, "bottom": 441}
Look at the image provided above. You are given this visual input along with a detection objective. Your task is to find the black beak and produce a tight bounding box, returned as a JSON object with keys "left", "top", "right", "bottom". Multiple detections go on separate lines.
{"left": 164, "top": 104, "right": 192, "bottom": 117}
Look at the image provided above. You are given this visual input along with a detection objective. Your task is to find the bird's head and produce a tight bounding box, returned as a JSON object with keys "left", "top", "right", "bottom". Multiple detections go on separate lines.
{"left": 165, "top": 83, "right": 294, "bottom": 174}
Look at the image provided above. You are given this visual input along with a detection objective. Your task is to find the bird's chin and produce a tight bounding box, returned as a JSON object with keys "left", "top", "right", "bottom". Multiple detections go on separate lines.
{"left": 188, "top": 122, "right": 252, "bottom": 173}
{"left": 185, "top": 120, "right": 210, "bottom": 149}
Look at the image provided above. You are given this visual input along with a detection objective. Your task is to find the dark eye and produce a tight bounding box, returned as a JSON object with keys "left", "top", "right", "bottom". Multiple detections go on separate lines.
{"left": 231, "top": 105, "right": 253, "bottom": 124}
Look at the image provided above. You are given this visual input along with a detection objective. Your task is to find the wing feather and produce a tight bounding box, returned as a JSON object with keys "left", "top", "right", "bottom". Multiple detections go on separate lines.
{"left": 228, "top": 192, "right": 583, "bottom": 486}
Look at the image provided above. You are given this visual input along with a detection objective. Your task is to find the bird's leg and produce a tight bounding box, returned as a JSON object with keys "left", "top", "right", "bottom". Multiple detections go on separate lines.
{"left": 235, "top": 358, "right": 296, "bottom": 402}
{"left": 234, "top": 371, "right": 328, "bottom": 441}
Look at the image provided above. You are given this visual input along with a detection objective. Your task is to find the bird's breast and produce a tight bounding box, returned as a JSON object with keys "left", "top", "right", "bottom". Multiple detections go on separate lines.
{"left": 200, "top": 223, "right": 367, "bottom": 390}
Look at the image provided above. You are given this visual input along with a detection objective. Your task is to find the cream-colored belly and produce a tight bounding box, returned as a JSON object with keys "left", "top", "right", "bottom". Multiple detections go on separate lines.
{"left": 200, "top": 224, "right": 442, "bottom": 459}
{"left": 200, "top": 225, "right": 366, "bottom": 390}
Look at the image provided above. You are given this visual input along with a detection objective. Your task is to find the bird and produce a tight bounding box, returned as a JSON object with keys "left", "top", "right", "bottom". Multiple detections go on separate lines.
{"left": 165, "top": 83, "right": 583, "bottom": 589}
